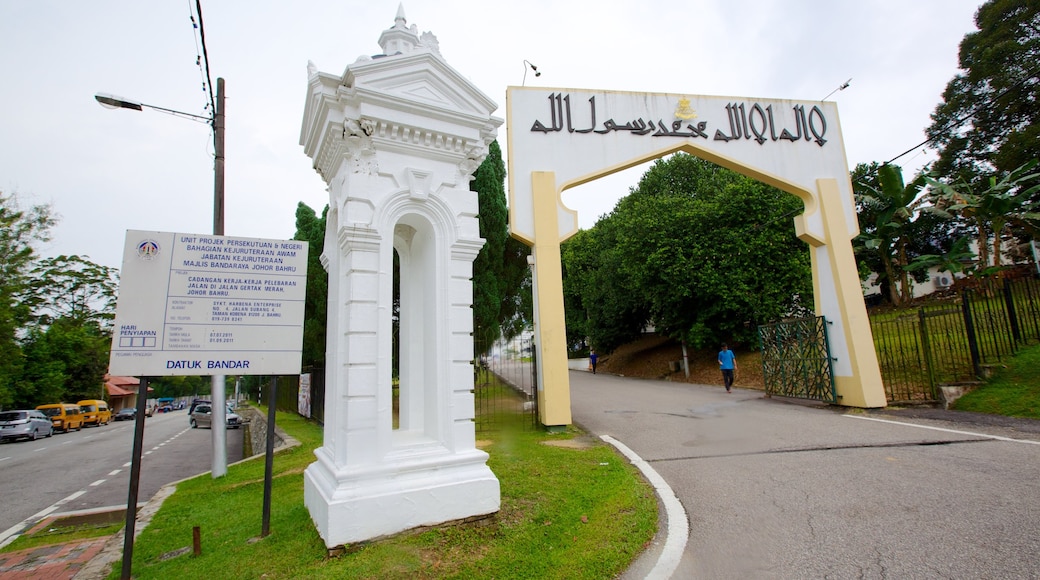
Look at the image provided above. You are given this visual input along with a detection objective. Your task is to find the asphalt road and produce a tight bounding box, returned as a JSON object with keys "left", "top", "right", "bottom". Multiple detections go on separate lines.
{"left": 0, "top": 409, "right": 243, "bottom": 543}
{"left": 568, "top": 370, "right": 1040, "bottom": 579}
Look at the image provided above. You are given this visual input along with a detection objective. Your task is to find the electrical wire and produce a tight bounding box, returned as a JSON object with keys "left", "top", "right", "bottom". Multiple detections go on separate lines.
{"left": 189, "top": 0, "right": 217, "bottom": 125}
{"left": 887, "top": 63, "right": 1040, "bottom": 166}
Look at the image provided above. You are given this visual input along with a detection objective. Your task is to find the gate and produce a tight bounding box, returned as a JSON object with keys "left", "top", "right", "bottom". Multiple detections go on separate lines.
{"left": 758, "top": 316, "right": 838, "bottom": 403}
{"left": 476, "top": 334, "right": 539, "bottom": 432}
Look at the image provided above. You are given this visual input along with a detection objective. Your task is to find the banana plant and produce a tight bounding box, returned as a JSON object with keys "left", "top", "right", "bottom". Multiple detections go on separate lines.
{"left": 925, "top": 159, "right": 1040, "bottom": 273}
{"left": 855, "top": 163, "right": 928, "bottom": 306}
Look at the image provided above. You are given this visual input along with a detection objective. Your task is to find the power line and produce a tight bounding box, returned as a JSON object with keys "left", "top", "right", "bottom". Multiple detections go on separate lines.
{"left": 189, "top": 0, "right": 217, "bottom": 124}
{"left": 886, "top": 63, "right": 1040, "bottom": 166}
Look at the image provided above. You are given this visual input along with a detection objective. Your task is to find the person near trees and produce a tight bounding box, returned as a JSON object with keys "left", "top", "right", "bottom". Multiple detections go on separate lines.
{"left": 718, "top": 343, "right": 736, "bottom": 392}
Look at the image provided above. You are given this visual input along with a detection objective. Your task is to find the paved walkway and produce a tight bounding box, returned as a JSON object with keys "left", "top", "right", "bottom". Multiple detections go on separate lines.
{"left": 0, "top": 537, "right": 109, "bottom": 580}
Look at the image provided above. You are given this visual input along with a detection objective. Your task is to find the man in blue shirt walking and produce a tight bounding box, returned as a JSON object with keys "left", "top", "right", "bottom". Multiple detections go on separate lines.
{"left": 718, "top": 343, "right": 736, "bottom": 392}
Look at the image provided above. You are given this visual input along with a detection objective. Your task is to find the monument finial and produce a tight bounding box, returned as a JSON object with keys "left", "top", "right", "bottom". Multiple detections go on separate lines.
{"left": 379, "top": 4, "right": 420, "bottom": 55}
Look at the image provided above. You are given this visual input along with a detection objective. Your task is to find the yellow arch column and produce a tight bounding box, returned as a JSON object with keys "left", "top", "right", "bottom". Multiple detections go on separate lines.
{"left": 797, "top": 178, "right": 887, "bottom": 408}
{"left": 530, "top": 171, "right": 572, "bottom": 428}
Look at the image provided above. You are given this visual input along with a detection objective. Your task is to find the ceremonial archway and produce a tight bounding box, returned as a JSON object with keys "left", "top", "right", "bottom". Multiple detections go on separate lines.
{"left": 506, "top": 87, "right": 887, "bottom": 428}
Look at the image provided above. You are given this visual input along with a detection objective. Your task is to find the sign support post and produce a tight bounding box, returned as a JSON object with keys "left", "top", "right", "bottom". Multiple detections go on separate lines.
{"left": 120, "top": 376, "right": 150, "bottom": 580}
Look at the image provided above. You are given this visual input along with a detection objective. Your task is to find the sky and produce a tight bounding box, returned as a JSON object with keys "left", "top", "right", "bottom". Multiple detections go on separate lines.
{"left": 0, "top": 0, "right": 985, "bottom": 272}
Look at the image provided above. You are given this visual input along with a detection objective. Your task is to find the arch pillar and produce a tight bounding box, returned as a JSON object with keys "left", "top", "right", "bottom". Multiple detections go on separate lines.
{"left": 530, "top": 171, "right": 573, "bottom": 427}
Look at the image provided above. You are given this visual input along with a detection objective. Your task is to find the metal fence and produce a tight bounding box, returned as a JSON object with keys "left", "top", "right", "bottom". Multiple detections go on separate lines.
{"left": 479, "top": 333, "right": 539, "bottom": 432}
{"left": 255, "top": 332, "right": 537, "bottom": 432}
{"left": 870, "top": 276, "right": 1040, "bottom": 403}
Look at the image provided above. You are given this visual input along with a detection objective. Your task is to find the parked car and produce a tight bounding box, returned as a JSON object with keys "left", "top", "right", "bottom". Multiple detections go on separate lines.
{"left": 77, "top": 399, "right": 111, "bottom": 426}
{"left": 113, "top": 407, "right": 137, "bottom": 421}
{"left": 189, "top": 403, "right": 242, "bottom": 429}
{"left": 0, "top": 410, "right": 53, "bottom": 442}
{"left": 36, "top": 403, "right": 84, "bottom": 432}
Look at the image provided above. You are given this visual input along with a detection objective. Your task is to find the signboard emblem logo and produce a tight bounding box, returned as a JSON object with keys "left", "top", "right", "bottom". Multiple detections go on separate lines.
{"left": 136, "top": 239, "right": 161, "bottom": 260}
{"left": 675, "top": 97, "right": 697, "bottom": 120}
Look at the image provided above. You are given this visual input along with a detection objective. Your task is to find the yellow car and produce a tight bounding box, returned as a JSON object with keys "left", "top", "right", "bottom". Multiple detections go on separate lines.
{"left": 36, "top": 403, "right": 85, "bottom": 433}
{"left": 77, "top": 399, "right": 112, "bottom": 426}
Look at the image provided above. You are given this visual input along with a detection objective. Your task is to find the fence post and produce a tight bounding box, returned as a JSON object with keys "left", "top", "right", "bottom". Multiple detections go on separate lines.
{"left": 918, "top": 308, "right": 937, "bottom": 399}
{"left": 961, "top": 289, "right": 983, "bottom": 378}
{"left": 1003, "top": 282, "right": 1022, "bottom": 344}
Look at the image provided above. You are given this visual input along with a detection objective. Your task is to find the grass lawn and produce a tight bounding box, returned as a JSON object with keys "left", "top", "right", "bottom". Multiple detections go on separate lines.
{"left": 109, "top": 392, "right": 657, "bottom": 579}
{"left": 952, "top": 342, "right": 1040, "bottom": 420}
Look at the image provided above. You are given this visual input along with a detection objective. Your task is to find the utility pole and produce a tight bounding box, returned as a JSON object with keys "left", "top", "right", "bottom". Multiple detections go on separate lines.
{"left": 211, "top": 77, "right": 228, "bottom": 478}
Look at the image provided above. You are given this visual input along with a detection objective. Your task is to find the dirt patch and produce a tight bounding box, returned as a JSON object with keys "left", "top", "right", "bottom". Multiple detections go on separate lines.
{"left": 540, "top": 438, "right": 597, "bottom": 449}
{"left": 599, "top": 334, "right": 765, "bottom": 390}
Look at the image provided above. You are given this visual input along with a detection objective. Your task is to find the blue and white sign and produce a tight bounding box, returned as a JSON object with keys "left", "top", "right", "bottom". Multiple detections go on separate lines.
{"left": 109, "top": 230, "right": 309, "bottom": 377}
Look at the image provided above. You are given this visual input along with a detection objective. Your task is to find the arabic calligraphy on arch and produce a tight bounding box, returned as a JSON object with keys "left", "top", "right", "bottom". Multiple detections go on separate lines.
{"left": 529, "top": 93, "right": 828, "bottom": 147}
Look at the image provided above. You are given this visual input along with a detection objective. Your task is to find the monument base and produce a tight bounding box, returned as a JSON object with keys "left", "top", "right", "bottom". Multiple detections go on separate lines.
{"left": 304, "top": 445, "right": 500, "bottom": 547}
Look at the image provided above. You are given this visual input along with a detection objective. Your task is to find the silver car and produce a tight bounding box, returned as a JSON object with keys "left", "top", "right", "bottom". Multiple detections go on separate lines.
{"left": 0, "top": 410, "right": 54, "bottom": 442}
{"left": 189, "top": 403, "right": 242, "bottom": 429}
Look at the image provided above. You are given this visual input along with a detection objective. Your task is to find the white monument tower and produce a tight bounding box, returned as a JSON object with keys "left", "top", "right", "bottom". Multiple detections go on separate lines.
{"left": 299, "top": 7, "right": 502, "bottom": 546}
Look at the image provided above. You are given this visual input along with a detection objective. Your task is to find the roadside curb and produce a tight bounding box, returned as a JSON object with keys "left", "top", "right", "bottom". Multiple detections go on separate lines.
{"left": 600, "top": 434, "right": 689, "bottom": 580}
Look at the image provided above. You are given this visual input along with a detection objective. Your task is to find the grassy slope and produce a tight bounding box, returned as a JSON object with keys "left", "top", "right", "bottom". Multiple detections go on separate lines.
{"left": 599, "top": 334, "right": 765, "bottom": 390}
{"left": 952, "top": 343, "right": 1040, "bottom": 420}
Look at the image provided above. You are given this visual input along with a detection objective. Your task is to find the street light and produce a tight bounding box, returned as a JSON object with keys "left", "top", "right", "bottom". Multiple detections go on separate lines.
{"left": 95, "top": 78, "right": 228, "bottom": 477}
{"left": 821, "top": 78, "right": 852, "bottom": 101}
{"left": 522, "top": 60, "right": 541, "bottom": 86}
{"left": 98, "top": 75, "right": 228, "bottom": 580}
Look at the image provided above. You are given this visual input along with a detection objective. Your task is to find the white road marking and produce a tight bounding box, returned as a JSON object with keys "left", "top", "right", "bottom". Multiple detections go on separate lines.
{"left": 844, "top": 414, "right": 1040, "bottom": 445}
{"left": 0, "top": 490, "right": 88, "bottom": 548}
{"left": 108, "top": 469, "right": 121, "bottom": 476}
{"left": 90, "top": 479, "right": 106, "bottom": 487}
{"left": 601, "top": 434, "right": 689, "bottom": 580}
{"left": 123, "top": 462, "right": 132, "bottom": 467}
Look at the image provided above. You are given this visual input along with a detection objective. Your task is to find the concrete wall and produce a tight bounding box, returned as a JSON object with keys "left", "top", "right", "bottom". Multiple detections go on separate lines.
{"left": 238, "top": 406, "right": 288, "bottom": 458}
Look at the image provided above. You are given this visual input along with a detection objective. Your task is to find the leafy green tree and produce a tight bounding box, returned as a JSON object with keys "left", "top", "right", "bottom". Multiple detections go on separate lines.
{"left": 14, "top": 317, "right": 110, "bottom": 406}
{"left": 562, "top": 221, "right": 649, "bottom": 353}
{"left": 0, "top": 191, "right": 56, "bottom": 408}
{"left": 926, "top": 0, "right": 1040, "bottom": 181}
{"left": 563, "top": 154, "right": 813, "bottom": 351}
{"left": 294, "top": 202, "right": 328, "bottom": 370}
{"left": 472, "top": 141, "right": 531, "bottom": 351}
{"left": 24, "top": 255, "right": 119, "bottom": 328}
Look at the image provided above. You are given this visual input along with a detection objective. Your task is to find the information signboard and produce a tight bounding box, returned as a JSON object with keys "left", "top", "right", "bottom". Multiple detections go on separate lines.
{"left": 109, "top": 230, "right": 309, "bottom": 376}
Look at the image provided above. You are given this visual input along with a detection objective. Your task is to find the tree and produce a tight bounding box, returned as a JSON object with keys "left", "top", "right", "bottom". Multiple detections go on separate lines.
{"left": 562, "top": 221, "right": 649, "bottom": 353}
{"left": 14, "top": 317, "right": 110, "bottom": 406}
{"left": 294, "top": 202, "right": 328, "bottom": 371}
{"left": 563, "top": 154, "right": 813, "bottom": 351}
{"left": 24, "top": 255, "right": 119, "bottom": 328}
{"left": 854, "top": 164, "right": 930, "bottom": 305}
{"left": 927, "top": 0, "right": 1040, "bottom": 182}
{"left": 471, "top": 141, "right": 531, "bottom": 351}
{"left": 0, "top": 191, "right": 56, "bottom": 408}
{"left": 925, "top": 159, "right": 1040, "bottom": 272}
